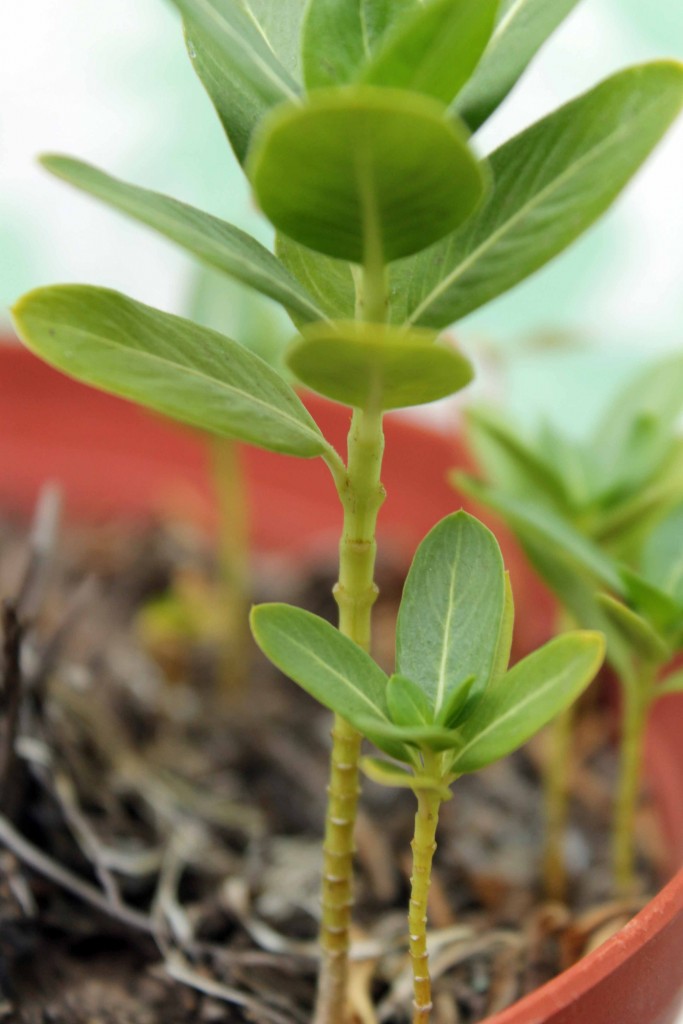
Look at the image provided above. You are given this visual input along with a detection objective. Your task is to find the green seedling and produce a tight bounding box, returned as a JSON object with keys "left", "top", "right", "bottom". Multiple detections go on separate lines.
{"left": 457, "top": 360, "right": 683, "bottom": 896}
{"left": 10, "top": 0, "right": 683, "bottom": 1019}
{"left": 252, "top": 512, "right": 605, "bottom": 1023}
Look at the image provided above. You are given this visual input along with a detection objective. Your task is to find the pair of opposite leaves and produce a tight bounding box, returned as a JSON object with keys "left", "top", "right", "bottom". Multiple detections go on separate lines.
{"left": 252, "top": 512, "right": 604, "bottom": 782}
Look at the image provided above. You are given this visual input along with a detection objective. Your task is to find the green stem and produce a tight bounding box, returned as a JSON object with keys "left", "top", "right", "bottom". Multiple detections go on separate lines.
{"left": 614, "top": 671, "right": 653, "bottom": 895}
{"left": 313, "top": 260, "right": 387, "bottom": 1024}
{"left": 541, "top": 703, "right": 575, "bottom": 902}
{"left": 409, "top": 786, "right": 442, "bottom": 1024}
{"left": 210, "top": 436, "right": 251, "bottom": 695}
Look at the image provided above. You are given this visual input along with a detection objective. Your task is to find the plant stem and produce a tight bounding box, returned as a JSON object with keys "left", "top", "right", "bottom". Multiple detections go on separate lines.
{"left": 408, "top": 786, "right": 442, "bottom": 1024}
{"left": 313, "top": 256, "right": 387, "bottom": 1024}
{"left": 614, "top": 671, "right": 652, "bottom": 895}
{"left": 210, "top": 436, "right": 250, "bottom": 695}
{"left": 541, "top": 702, "right": 575, "bottom": 902}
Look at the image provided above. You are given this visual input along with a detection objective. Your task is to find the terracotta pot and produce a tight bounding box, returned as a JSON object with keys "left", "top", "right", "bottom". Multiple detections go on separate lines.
{"left": 2, "top": 342, "right": 682, "bottom": 1024}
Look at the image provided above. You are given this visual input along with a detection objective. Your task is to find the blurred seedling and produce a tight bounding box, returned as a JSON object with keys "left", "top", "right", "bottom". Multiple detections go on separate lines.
{"left": 457, "top": 357, "right": 683, "bottom": 896}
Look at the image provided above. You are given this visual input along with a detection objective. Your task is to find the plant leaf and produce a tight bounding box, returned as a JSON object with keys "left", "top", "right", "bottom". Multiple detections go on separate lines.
{"left": 490, "top": 572, "right": 515, "bottom": 684}
{"left": 454, "top": 0, "right": 583, "bottom": 131}
{"left": 302, "top": 0, "right": 417, "bottom": 89}
{"left": 655, "top": 670, "right": 683, "bottom": 699}
{"left": 181, "top": 0, "right": 299, "bottom": 164}
{"left": 620, "top": 569, "right": 683, "bottom": 636}
{"left": 396, "top": 512, "right": 506, "bottom": 717}
{"left": 276, "top": 235, "right": 356, "bottom": 327}
{"left": 451, "top": 631, "right": 605, "bottom": 773}
{"left": 434, "top": 675, "right": 476, "bottom": 729}
{"left": 455, "top": 475, "right": 624, "bottom": 594}
{"left": 641, "top": 503, "right": 683, "bottom": 604}
{"left": 404, "top": 62, "right": 683, "bottom": 328}
{"left": 41, "top": 155, "right": 323, "bottom": 325}
{"left": 243, "top": 0, "right": 309, "bottom": 80}
{"left": 592, "top": 354, "right": 683, "bottom": 499}
{"left": 360, "top": 0, "right": 498, "bottom": 106}
{"left": 597, "top": 593, "right": 670, "bottom": 663}
{"left": 248, "top": 87, "right": 488, "bottom": 263}
{"left": 286, "top": 321, "right": 473, "bottom": 410}
{"left": 386, "top": 674, "right": 433, "bottom": 727}
{"left": 357, "top": 717, "right": 463, "bottom": 754}
{"left": 12, "top": 286, "right": 330, "bottom": 459}
{"left": 250, "top": 604, "right": 394, "bottom": 729}
{"left": 465, "top": 406, "right": 573, "bottom": 511}
{"left": 361, "top": 757, "right": 452, "bottom": 800}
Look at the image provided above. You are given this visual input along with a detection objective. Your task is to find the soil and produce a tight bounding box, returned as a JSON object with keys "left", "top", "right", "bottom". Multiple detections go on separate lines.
{"left": 0, "top": 495, "right": 666, "bottom": 1024}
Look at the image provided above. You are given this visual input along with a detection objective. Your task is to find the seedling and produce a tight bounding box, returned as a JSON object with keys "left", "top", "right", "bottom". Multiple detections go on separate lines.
{"left": 252, "top": 512, "right": 604, "bottom": 1022}
{"left": 458, "top": 359, "right": 683, "bottom": 895}
{"left": 10, "top": 0, "right": 683, "bottom": 1019}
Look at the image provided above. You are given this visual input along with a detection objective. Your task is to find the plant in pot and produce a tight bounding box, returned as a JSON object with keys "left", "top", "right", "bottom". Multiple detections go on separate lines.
{"left": 6, "top": 0, "right": 683, "bottom": 1022}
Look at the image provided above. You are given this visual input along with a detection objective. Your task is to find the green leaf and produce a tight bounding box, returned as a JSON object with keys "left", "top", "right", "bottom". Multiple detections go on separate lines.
{"left": 597, "top": 593, "right": 670, "bottom": 663}
{"left": 434, "top": 675, "right": 476, "bottom": 729}
{"left": 243, "top": 0, "right": 309, "bottom": 80}
{"left": 396, "top": 512, "right": 506, "bottom": 716}
{"left": 592, "top": 354, "right": 683, "bottom": 499}
{"left": 41, "top": 155, "right": 323, "bottom": 325}
{"left": 620, "top": 569, "right": 683, "bottom": 637}
{"left": 180, "top": 0, "right": 299, "bottom": 164}
{"left": 451, "top": 631, "right": 605, "bottom": 773}
{"left": 276, "top": 236, "right": 413, "bottom": 327}
{"left": 276, "top": 235, "right": 356, "bottom": 327}
{"left": 286, "top": 320, "right": 473, "bottom": 410}
{"left": 641, "top": 503, "right": 683, "bottom": 604}
{"left": 248, "top": 87, "right": 488, "bottom": 263}
{"left": 404, "top": 62, "right": 683, "bottom": 328}
{"left": 386, "top": 674, "right": 432, "bottom": 727}
{"left": 361, "top": 757, "right": 452, "bottom": 800}
{"left": 360, "top": 0, "right": 498, "bottom": 106}
{"left": 465, "top": 406, "right": 573, "bottom": 511}
{"left": 454, "top": 0, "right": 583, "bottom": 131}
{"left": 250, "top": 603, "right": 394, "bottom": 729}
{"left": 302, "top": 0, "right": 417, "bottom": 89}
{"left": 490, "top": 572, "right": 515, "bottom": 684}
{"left": 357, "top": 717, "right": 463, "bottom": 754}
{"left": 11, "top": 286, "right": 330, "bottom": 459}
{"left": 455, "top": 475, "right": 624, "bottom": 594}
{"left": 655, "top": 670, "right": 683, "bottom": 699}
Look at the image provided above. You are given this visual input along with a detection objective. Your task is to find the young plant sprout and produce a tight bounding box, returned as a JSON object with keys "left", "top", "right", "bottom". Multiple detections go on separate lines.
{"left": 252, "top": 512, "right": 605, "bottom": 1023}
{"left": 457, "top": 357, "right": 683, "bottom": 895}
{"left": 10, "top": 0, "right": 683, "bottom": 1019}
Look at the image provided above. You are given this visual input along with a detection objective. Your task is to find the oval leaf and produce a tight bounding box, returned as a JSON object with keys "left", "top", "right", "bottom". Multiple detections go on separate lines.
{"left": 286, "top": 321, "right": 473, "bottom": 410}
{"left": 361, "top": 0, "right": 498, "bottom": 106}
{"left": 451, "top": 632, "right": 605, "bottom": 773}
{"left": 250, "top": 604, "right": 393, "bottom": 731}
{"left": 396, "top": 512, "right": 506, "bottom": 716}
{"left": 454, "top": 0, "right": 583, "bottom": 131}
{"left": 406, "top": 62, "right": 683, "bottom": 328}
{"left": 248, "top": 87, "right": 487, "bottom": 263}
{"left": 42, "top": 156, "right": 323, "bottom": 324}
{"left": 12, "top": 286, "right": 329, "bottom": 458}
